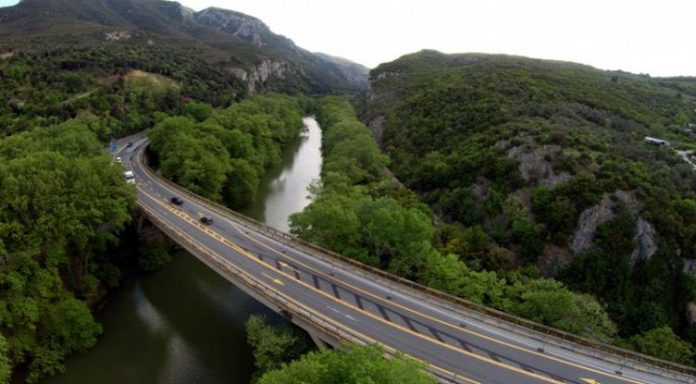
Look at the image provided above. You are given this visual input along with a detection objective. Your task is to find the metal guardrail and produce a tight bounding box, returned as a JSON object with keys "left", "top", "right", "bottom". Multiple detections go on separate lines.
{"left": 137, "top": 148, "right": 696, "bottom": 377}
{"left": 139, "top": 202, "right": 463, "bottom": 384}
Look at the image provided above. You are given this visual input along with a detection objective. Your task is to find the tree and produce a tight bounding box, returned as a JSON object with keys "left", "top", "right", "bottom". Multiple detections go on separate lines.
{"left": 628, "top": 327, "right": 695, "bottom": 365}
{"left": 290, "top": 194, "right": 373, "bottom": 265}
{"left": 223, "top": 159, "right": 259, "bottom": 209}
{"left": 358, "top": 198, "right": 433, "bottom": 277}
{"left": 245, "top": 315, "right": 313, "bottom": 376}
{"left": 505, "top": 279, "right": 617, "bottom": 342}
{"left": 0, "top": 335, "right": 11, "bottom": 384}
{"left": 257, "top": 345, "right": 435, "bottom": 384}
{"left": 420, "top": 252, "right": 506, "bottom": 307}
{"left": 183, "top": 101, "right": 213, "bottom": 122}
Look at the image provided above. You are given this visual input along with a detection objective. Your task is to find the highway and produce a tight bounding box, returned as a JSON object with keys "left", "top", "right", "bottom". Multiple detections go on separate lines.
{"left": 120, "top": 138, "right": 694, "bottom": 384}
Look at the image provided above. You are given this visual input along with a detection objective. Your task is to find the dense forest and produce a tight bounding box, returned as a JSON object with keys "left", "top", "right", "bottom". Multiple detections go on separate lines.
{"left": 147, "top": 94, "right": 309, "bottom": 209}
{"left": 0, "top": 122, "right": 139, "bottom": 382}
{"left": 0, "top": 45, "right": 247, "bottom": 137}
{"left": 362, "top": 50, "right": 696, "bottom": 363}
{"left": 287, "top": 96, "right": 696, "bottom": 364}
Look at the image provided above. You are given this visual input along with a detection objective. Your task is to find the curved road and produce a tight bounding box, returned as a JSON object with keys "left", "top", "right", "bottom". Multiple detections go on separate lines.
{"left": 120, "top": 138, "right": 693, "bottom": 384}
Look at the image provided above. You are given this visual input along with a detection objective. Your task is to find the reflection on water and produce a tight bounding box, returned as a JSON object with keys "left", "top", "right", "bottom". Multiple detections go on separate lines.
{"left": 242, "top": 117, "right": 323, "bottom": 232}
{"left": 44, "top": 117, "right": 323, "bottom": 384}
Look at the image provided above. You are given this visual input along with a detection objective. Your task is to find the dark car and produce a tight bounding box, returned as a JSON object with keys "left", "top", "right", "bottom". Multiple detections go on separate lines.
{"left": 126, "top": 142, "right": 134, "bottom": 148}
{"left": 170, "top": 196, "right": 184, "bottom": 205}
{"left": 200, "top": 216, "right": 214, "bottom": 225}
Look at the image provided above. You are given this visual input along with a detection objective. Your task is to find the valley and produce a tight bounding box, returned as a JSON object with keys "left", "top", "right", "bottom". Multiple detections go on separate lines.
{"left": 0, "top": 1, "right": 695, "bottom": 383}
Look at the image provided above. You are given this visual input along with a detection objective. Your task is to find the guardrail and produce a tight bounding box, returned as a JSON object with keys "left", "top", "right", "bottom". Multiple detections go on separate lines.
{"left": 138, "top": 202, "right": 463, "bottom": 384}
{"left": 136, "top": 146, "right": 696, "bottom": 378}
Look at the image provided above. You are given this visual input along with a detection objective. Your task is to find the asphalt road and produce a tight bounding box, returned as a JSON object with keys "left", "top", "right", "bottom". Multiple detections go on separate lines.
{"left": 120, "top": 139, "right": 691, "bottom": 384}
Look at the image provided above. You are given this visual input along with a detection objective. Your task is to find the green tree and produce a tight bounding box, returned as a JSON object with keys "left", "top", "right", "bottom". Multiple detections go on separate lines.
{"left": 628, "top": 327, "right": 695, "bottom": 365}
{"left": 245, "top": 315, "right": 313, "bottom": 376}
{"left": 0, "top": 335, "right": 11, "bottom": 384}
{"left": 257, "top": 345, "right": 435, "bottom": 384}
{"left": 223, "top": 159, "right": 259, "bottom": 209}
{"left": 290, "top": 194, "right": 372, "bottom": 265}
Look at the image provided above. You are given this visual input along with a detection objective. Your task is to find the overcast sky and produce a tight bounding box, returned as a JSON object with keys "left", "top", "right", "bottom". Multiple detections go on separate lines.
{"left": 1, "top": 0, "right": 693, "bottom": 76}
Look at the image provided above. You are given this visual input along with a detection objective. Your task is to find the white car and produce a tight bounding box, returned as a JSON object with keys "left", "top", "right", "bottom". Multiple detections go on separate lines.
{"left": 115, "top": 156, "right": 122, "bottom": 163}
{"left": 124, "top": 171, "right": 135, "bottom": 185}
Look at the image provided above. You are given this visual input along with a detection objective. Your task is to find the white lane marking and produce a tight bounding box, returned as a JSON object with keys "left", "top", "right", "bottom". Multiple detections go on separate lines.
{"left": 327, "top": 306, "right": 358, "bottom": 322}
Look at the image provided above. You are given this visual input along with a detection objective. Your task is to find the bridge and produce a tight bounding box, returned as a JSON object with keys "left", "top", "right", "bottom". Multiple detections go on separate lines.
{"left": 120, "top": 137, "right": 695, "bottom": 384}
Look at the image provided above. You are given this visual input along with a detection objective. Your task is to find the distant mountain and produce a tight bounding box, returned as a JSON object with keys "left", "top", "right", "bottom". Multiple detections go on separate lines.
{"left": 0, "top": 0, "right": 369, "bottom": 94}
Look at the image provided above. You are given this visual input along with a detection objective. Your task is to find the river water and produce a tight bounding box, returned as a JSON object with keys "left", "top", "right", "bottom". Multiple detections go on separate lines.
{"left": 45, "top": 117, "right": 323, "bottom": 384}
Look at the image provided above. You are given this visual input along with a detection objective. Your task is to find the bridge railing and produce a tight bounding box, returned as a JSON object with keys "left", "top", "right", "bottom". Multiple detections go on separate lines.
{"left": 138, "top": 148, "right": 696, "bottom": 378}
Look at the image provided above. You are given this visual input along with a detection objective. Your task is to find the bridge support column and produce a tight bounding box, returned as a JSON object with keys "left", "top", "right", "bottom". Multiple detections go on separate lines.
{"left": 137, "top": 212, "right": 147, "bottom": 233}
{"left": 308, "top": 331, "right": 330, "bottom": 350}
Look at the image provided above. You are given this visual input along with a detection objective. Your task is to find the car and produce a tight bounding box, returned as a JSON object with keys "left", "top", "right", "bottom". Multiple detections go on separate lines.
{"left": 200, "top": 216, "right": 214, "bottom": 225}
{"left": 123, "top": 170, "right": 135, "bottom": 185}
{"left": 126, "top": 142, "right": 133, "bottom": 148}
{"left": 170, "top": 196, "right": 184, "bottom": 205}
{"left": 115, "top": 156, "right": 122, "bottom": 163}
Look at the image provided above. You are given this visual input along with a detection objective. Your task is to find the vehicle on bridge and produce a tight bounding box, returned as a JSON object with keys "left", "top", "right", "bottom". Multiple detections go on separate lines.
{"left": 200, "top": 216, "right": 214, "bottom": 225}
{"left": 170, "top": 196, "right": 184, "bottom": 205}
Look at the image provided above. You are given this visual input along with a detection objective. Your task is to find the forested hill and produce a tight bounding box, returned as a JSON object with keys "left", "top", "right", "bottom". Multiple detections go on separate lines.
{"left": 0, "top": 0, "right": 368, "bottom": 135}
{"left": 364, "top": 50, "right": 696, "bottom": 357}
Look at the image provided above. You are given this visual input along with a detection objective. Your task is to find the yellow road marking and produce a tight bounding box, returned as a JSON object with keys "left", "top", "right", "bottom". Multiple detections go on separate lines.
{"left": 262, "top": 272, "right": 285, "bottom": 286}
{"left": 581, "top": 379, "right": 601, "bottom": 384}
{"left": 140, "top": 203, "right": 480, "bottom": 384}
{"left": 138, "top": 189, "right": 560, "bottom": 384}
{"left": 228, "top": 217, "right": 646, "bottom": 384}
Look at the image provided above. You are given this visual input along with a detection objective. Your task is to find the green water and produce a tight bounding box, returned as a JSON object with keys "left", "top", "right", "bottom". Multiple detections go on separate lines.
{"left": 45, "top": 117, "right": 322, "bottom": 384}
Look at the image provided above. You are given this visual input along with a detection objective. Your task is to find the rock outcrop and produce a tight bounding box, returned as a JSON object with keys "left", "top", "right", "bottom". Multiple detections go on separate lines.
{"left": 0, "top": 50, "right": 15, "bottom": 59}
{"left": 630, "top": 218, "right": 658, "bottom": 264}
{"left": 104, "top": 31, "right": 131, "bottom": 41}
{"left": 228, "top": 59, "right": 292, "bottom": 93}
{"left": 569, "top": 190, "right": 657, "bottom": 263}
{"left": 570, "top": 194, "right": 617, "bottom": 254}
{"left": 195, "top": 8, "right": 271, "bottom": 48}
{"left": 504, "top": 141, "right": 571, "bottom": 189}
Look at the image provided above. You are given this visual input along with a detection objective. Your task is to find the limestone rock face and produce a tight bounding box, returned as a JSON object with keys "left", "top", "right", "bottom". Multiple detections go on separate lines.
{"left": 630, "top": 218, "right": 658, "bottom": 264}
{"left": 497, "top": 136, "right": 571, "bottom": 190}
{"left": 570, "top": 194, "right": 616, "bottom": 254}
{"left": 569, "top": 190, "right": 657, "bottom": 263}
{"left": 195, "top": 8, "right": 272, "bottom": 48}
{"left": 104, "top": 31, "right": 131, "bottom": 41}
{"left": 228, "top": 59, "right": 292, "bottom": 93}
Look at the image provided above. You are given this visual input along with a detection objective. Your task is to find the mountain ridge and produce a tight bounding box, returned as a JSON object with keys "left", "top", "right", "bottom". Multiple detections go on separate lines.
{"left": 0, "top": 0, "right": 369, "bottom": 94}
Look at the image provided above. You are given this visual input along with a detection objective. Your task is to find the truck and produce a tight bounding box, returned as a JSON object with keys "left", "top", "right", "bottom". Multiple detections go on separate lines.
{"left": 124, "top": 170, "right": 135, "bottom": 185}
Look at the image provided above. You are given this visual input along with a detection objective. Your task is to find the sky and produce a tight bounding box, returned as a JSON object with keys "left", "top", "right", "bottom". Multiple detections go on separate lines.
{"left": 1, "top": 0, "right": 694, "bottom": 76}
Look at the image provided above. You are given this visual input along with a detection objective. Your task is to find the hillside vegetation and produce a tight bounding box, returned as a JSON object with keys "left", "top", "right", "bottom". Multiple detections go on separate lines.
{"left": 148, "top": 94, "right": 308, "bottom": 209}
{"left": 0, "top": 0, "right": 368, "bottom": 137}
{"left": 364, "top": 50, "right": 696, "bottom": 361}
{"left": 291, "top": 98, "right": 619, "bottom": 343}
{"left": 0, "top": 0, "right": 368, "bottom": 94}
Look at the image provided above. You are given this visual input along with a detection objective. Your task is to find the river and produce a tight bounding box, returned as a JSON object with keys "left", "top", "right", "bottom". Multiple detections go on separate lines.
{"left": 45, "top": 117, "right": 323, "bottom": 384}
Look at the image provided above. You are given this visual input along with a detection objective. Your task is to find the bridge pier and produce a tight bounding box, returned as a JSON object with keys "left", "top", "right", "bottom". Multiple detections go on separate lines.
{"left": 308, "top": 331, "right": 330, "bottom": 350}
{"left": 136, "top": 209, "right": 169, "bottom": 244}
